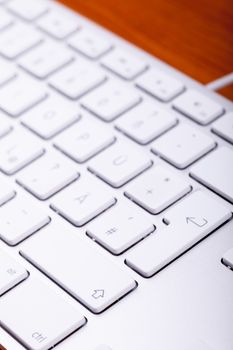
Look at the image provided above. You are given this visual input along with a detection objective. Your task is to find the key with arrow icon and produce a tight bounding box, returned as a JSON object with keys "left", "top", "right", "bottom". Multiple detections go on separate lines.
{"left": 92, "top": 289, "right": 105, "bottom": 299}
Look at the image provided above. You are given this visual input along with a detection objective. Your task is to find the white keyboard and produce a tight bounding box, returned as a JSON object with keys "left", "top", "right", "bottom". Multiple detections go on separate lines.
{"left": 0, "top": 1, "right": 233, "bottom": 350}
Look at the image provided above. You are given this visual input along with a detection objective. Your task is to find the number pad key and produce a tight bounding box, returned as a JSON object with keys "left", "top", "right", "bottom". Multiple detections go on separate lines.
{"left": 88, "top": 142, "right": 152, "bottom": 188}
{"left": 151, "top": 124, "right": 216, "bottom": 169}
{"left": 0, "top": 8, "right": 14, "bottom": 31}
{"left": 173, "top": 89, "right": 224, "bottom": 125}
{"left": 49, "top": 60, "right": 106, "bottom": 99}
{"left": 211, "top": 112, "right": 233, "bottom": 144}
{"left": 51, "top": 175, "right": 116, "bottom": 226}
{"left": 0, "top": 194, "right": 50, "bottom": 245}
{"left": 37, "top": 10, "right": 79, "bottom": 39}
{"left": 125, "top": 165, "right": 191, "bottom": 214}
{"left": 0, "top": 75, "right": 47, "bottom": 117}
{"left": 0, "top": 249, "right": 28, "bottom": 295}
{"left": 81, "top": 80, "right": 141, "bottom": 122}
{"left": 87, "top": 200, "right": 155, "bottom": 255}
{"left": 0, "top": 179, "right": 15, "bottom": 206}
{"left": 22, "top": 95, "right": 81, "bottom": 139}
{"left": 17, "top": 152, "right": 79, "bottom": 200}
{"left": 0, "top": 130, "right": 44, "bottom": 175}
{"left": 0, "top": 57, "right": 16, "bottom": 86}
{"left": 136, "top": 68, "right": 184, "bottom": 102}
{"left": 115, "top": 100, "right": 176, "bottom": 144}
{"left": 0, "top": 23, "right": 42, "bottom": 59}
{"left": 7, "top": 0, "right": 48, "bottom": 21}
{"left": 101, "top": 48, "right": 147, "bottom": 80}
{"left": 54, "top": 115, "right": 115, "bottom": 162}
{"left": 0, "top": 112, "right": 12, "bottom": 139}
{"left": 19, "top": 41, "right": 74, "bottom": 79}
{"left": 68, "top": 28, "right": 112, "bottom": 59}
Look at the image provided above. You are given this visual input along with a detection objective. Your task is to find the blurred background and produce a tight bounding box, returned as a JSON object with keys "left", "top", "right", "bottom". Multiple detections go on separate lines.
{"left": 59, "top": 0, "right": 233, "bottom": 100}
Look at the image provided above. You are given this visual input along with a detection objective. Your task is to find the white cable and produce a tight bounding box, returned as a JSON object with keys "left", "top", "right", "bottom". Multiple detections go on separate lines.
{"left": 206, "top": 72, "right": 233, "bottom": 91}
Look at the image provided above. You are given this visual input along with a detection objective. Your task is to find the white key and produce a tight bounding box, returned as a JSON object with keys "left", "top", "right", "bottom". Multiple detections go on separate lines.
{"left": 17, "top": 152, "right": 79, "bottom": 200}
{"left": 19, "top": 41, "right": 74, "bottom": 79}
{"left": 88, "top": 141, "right": 152, "bottom": 187}
{"left": 101, "top": 48, "right": 147, "bottom": 80}
{"left": 0, "top": 130, "right": 44, "bottom": 175}
{"left": 136, "top": 68, "right": 184, "bottom": 102}
{"left": 87, "top": 200, "right": 155, "bottom": 255}
{"left": 51, "top": 175, "right": 116, "bottom": 226}
{"left": 125, "top": 165, "right": 191, "bottom": 214}
{"left": 37, "top": 10, "right": 79, "bottom": 39}
{"left": 0, "top": 278, "right": 86, "bottom": 350}
{"left": 0, "top": 8, "right": 13, "bottom": 31}
{"left": 21, "top": 225, "right": 137, "bottom": 313}
{"left": 54, "top": 116, "right": 115, "bottom": 162}
{"left": 0, "top": 57, "right": 16, "bottom": 86}
{"left": 7, "top": 0, "right": 48, "bottom": 21}
{"left": 0, "top": 75, "right": 47, "bottom": 117}
{"left": 151, "top": 123, "right": 216, "bottom": 169}
{"left": 211, "top": 112, "right": 233, "bottom": 144}
{"left": 222, "top": 247, "right": 233, "bottom": 270}
{"left": 190, "top": 147, "right": 233, "bottom": 203}
{"left": 0, "top": 23, "right": 42, "bottom": 59}
{"left": 0, "top": 195, "right": 50, "bottom": 245}
{"left": 173, "top": 89, "right": 224, "bottom": 125}
{"left": 0, "top": 250, "right": 28, "bottom": 295}
{"left": 81, "top": 80, "right": 141, "bottom": 122}
{"left": 68, "top": 28, "right": 112, "bottom": 59}
{"left": 49, "top": 60, "right": 106, "bottom": 99}
{"left": 0, "top": 180, "right": 15, "bottom": 206}
{"left": 22, "top": 95, "right": 81, "bottom": 139}
{"left": 126, "top": 191, "right": 232, "bottom": 277}
{"left": 0, "top": 112, "right": 12, "bottom": 138}
{"left": 115, "top": 100, "right": 177, "bottom": 144}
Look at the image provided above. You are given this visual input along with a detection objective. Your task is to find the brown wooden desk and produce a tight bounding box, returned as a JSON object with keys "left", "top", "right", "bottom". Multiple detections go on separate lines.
{"left": 59, "top": 0, "right": 233, "bottom": 100}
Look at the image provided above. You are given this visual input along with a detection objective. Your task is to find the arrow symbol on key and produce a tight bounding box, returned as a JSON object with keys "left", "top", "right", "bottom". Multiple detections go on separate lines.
{"left": 186, "top": 217, "right": 208, "bottom": 227}
{"left": 92, "top": 289, "right": 105, "bottom": 299}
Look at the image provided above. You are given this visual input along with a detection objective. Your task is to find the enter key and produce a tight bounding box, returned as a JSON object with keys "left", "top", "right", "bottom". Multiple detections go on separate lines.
{"left": 126, "top": 191, "right": 232, "bottom": 277}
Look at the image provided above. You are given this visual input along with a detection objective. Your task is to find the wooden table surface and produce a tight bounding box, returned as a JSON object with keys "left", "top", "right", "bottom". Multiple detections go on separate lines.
{"left": 59, "top": 0, "right": 233, "bottom": 100}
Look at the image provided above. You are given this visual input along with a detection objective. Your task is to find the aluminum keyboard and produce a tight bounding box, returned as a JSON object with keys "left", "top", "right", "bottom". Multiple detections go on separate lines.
{"left": 0, "top": 1, "right": 233, "bottom": 349}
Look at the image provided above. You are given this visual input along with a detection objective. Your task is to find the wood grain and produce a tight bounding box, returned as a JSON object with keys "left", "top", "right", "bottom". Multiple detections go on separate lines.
{"left": 59, "top": 0, "right": 233, "bottom": 98}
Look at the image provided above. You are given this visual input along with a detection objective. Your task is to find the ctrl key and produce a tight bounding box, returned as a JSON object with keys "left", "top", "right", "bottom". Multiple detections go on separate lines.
{"left": 0, "top": 278, "right": 86, "bottom": 350}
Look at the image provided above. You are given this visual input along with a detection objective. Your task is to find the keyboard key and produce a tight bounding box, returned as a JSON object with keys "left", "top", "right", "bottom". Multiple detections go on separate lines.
{"left": 37, "top": 10, "right": 79, "bottom": 39}
{"left": 68, "top": 28, "right": 112, "bottom": 59}
{"left": 125, "top": 165, "right": 191, "bottom": 214}
{"left": 54, "top": 115, "right": 115, "bottom": 162}
{"left": 17, "top": 152, "right": 79, "bottom": 200}
{"left": 21, "top": 225, "right": 137, "bottom": 313}
{"left": 0, "top": 8, "right": 13, "bottom": 31}
{"left": 0, "top": 180, "right": 15, "bottom": 206}
{"left": 0, "top": 130, "right": 44, "bottom": 175}
{"left": 19, "top": 41, "right": 74, "bottom": 79}
{"left": 101, "top": 48, "right": 147, "bottom": 80}
{"left": 190, "top": 147, "right": 233, "bottom": 203}
{"left": 0, "top": 23, "right": 42, "bottom": 59}
{"left": 151, "top": 123, "right": 216, "bottom": 169}
{"left": 126, "top": 191, "right": 231, "bottom": 277}
{"left": 0, "top": 75, "right": 47, "bottom": 117}
{"left": 0, "top": 194, "right": 50, "bottom": 245}
{"left": 0, "top": 249, "right": 28, "bottom": 295}
{"left": 173, "top": 89, "right": 224, "bottom": 125}
{"left": 0, "top": 112, "right": 12, "bottom": 138}
{"left": 22, "top": 95, "right": 81, "bottom": 139}
{"left": 87, "top": 200, "right": 155, "bottom": 255}
{"left": 115, "top": 100, "right": 177, "bottom": 144}
{"left": 222, "top": 247, "right": 233, "bottom": 270}
{"left": 0, "top": 278, "right": 86, "bottom": 350}
{"left": 49, "top": 60, "right": 106, "bottom": 99}
{"left": 51, "top": 174, "right": 116, "bottom": 226}
{"left": 7, "top": 0, "right": 48, "bottom": 21}
{"left": 81, "top": 80, "right": 141, "bottom": 122}
{"left": 136, "top": 68, "right": 184, "bottom": 102}
{"left": 0, "top": 58, "right": 16, "bottom": 86}
{"left": 88, "top": 141, "right": 152, "bottom": 188}
{"left": 211, "top": 112, "right": 233, "bottom": 144}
